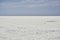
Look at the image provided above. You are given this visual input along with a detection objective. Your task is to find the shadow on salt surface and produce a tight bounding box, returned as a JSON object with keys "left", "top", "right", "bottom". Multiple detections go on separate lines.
{"left": 43, "top": 20, "right": 60, "bottom": 26}
{"left": 48, "top": 36, "right": 60, "bottom": 40}
{"left": 44, "top": 20, "right": 56, "bottom": 24}
{"left": 46, "top": 21, "right": 56, "bottom": 22}
{"left": 0, "top": 26, "right": 4, "bottom": 28}
{"left": 0, "top": 36, "right": 7, "bottom": 40}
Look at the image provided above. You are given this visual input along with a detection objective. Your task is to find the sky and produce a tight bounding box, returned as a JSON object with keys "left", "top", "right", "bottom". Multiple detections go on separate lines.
{"left": 0, "top": 0, "right": 60, "bottom": 16}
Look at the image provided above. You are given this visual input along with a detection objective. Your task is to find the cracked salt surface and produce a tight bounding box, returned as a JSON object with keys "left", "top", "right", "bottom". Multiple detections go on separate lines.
{"left": 0, "top": 16, "right": 60, "bottom": 40}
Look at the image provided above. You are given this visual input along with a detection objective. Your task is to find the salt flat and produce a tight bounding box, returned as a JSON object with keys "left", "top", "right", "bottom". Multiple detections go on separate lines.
{"left": 0, "top": 16, "right": 60, "bottom": 40}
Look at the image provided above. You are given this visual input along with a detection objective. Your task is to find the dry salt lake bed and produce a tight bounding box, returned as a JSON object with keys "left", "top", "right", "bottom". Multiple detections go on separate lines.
{"left": 0, "top": 16, "right": 60, "bottom": 40}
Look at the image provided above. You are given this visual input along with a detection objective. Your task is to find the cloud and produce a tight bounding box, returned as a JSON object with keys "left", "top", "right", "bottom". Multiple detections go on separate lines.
{"left": 0, "top": 0, "right": 60, "bottom": 8}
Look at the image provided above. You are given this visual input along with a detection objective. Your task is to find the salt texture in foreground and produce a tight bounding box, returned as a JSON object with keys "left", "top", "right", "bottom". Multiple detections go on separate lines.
{"left": 0, "top": 16, "right": 60, "bottom": 40}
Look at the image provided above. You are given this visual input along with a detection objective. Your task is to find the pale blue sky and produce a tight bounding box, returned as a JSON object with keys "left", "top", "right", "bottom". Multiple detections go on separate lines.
{"left": 0, "top": 0, "right": 60, "bottom": 16}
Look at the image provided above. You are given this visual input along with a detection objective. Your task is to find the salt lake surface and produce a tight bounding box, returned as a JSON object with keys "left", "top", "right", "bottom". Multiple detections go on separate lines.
{"left": 0, "top": 16, "right": 60, "bottom": 40}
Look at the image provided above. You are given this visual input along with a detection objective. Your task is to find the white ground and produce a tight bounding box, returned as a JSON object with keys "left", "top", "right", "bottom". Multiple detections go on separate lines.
{"left": 0, "top": 16, "right": 60, "bottom": 40}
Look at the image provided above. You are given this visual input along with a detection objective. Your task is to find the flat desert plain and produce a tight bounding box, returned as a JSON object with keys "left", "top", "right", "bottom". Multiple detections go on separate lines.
{"left": 0, "top": 16, "right": 60, "bottom": 40}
